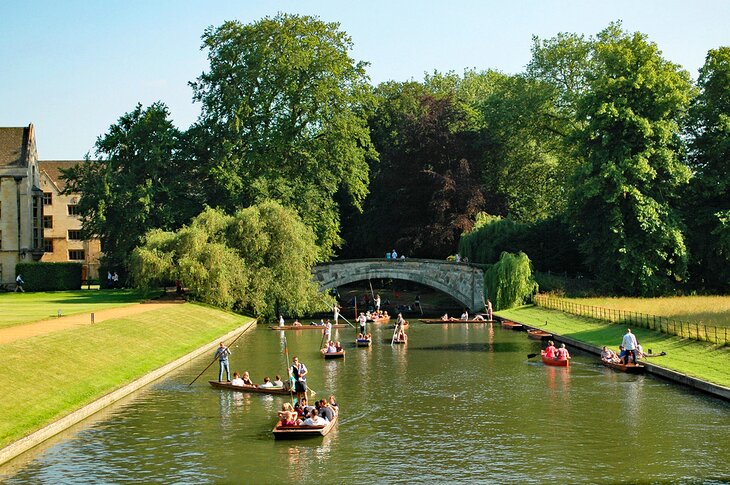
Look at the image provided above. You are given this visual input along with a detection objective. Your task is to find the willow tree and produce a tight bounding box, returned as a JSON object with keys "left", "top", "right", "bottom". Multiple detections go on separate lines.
{"left": 568, "top": 23, "right": 694, "bottom": 295}
{"left": 130, "top": 202, "right": 327, "bottom": 319}
{"left": 190, "top": 14, "right": 376, "bottom": 259}
{"left": 484, "top": 251, "right": 538, "bottom": 310}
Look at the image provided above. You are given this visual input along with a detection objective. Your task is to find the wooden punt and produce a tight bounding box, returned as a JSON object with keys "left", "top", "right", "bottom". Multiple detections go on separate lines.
{"left": 541, "top": 351, "right": 569, "bottom": 367}
{"left": 501, "top": 320, "right": 524, "bottom": 330}
{"left": 389, "top": 321, "right": 410, "bottom": 329}
{"left": 527, "top": 329, "right": 552, "bottom": 340}
{"left": 370, "top": 316, "right": 391, "bottom": 324}
{"left": 602, "top": 361, "right": 646, "bottom": 374}
{"left": 393, "top": 334, "right": 408, "bottom": 344}
{"left": 272, "top": 415, "right": 338, "bottom": 440}
{"left": 321, "top": 349, "right": 345, "bottom": 359}
{"left": 208, "top": 381, "right": 291, "bottom": 395}
{"left": 269, "top": 324, "right": 349, "bottom": 330}
{"left": 419, "top": 318, "right": 488, "bottom": 324}
{"left": 355, "top": 337, "right": 372, "bottom": 347}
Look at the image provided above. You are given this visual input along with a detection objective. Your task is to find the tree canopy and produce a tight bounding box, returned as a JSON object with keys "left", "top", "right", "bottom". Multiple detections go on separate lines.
{"left": 130, "top": 202, "right": 327, "bottom": 319}
{"left": 190, "top": 13, "right": 376, "bottom": 259}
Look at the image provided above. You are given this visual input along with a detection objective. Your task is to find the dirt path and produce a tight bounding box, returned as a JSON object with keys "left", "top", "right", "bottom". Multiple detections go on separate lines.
{"left": 0, "top": 301, "right": 186, "bottom": 345}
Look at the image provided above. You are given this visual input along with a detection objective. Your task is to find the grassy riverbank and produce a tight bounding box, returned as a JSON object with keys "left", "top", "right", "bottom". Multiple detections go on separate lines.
{"left": 496, "top": 305, "right": 730, "bottom": 388}
{"left": 562, "top": 295, "right": 730, "bottom": 327}
{"left": 0, "top": 303, "right": 251, "bottom": 448}
{"left": 0, "top": 289, "right": 155, "bottom": 330}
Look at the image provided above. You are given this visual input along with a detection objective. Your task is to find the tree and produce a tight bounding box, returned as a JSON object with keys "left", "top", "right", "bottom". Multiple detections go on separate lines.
{"left": 131, "top": 202, "right": 327, "bottom": 319}
{"left": 683, "top": 47, "right": 730, "bottom": 291}
{"left": 190, "top": 14, "right": 376, "bottom": 259}
{"left": 343, "top": 84, "right": 486, "bottom": 258}
{"left": 568, "top": 23, "right": 694, "bottom": 295}
{"left": 484, "top": 251, "right": 538, "bottom": 310}
{"left": 63, "top": 102, "right": 197, "bottom": 271}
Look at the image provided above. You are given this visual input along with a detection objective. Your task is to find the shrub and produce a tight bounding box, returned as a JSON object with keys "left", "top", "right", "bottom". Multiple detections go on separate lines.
{"left": 15, "top": 262, "right": 82, "bottom": 291}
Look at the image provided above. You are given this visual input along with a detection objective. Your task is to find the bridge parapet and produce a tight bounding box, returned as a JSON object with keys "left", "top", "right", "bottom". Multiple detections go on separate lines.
{"left": 313, "top": 258, "right": 485, "bottom": 312}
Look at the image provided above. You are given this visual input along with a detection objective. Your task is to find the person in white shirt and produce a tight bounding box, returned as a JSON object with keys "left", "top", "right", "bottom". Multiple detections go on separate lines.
{"left": 302, "top": 410, "right": 327, "bottom": 426}
{"left": 272, "top": 375, "right": 284, "bottom": 388}
{"left": 333, "top": 305, "right": 340, "bottom": 325}
{"left": 325, "top": 319, "right": 333, "bottom": 341}
{"left": 358, "top": 312, "right": 367, "bottom": 334}
{"left": 460, "top": 310, "right": 469, "bottom": 321}
{"left": 259, "top": 376, "right": 274, "bottom": 388}
{"left": 391, "top": 249, "right": 398, "bottom": 259}
{"left": 621, "top": 328, "right": 638, "bottom": 364}
{"left": 375, "top": 294, "right": 381, "bottom": 312}
{"left": 230, "top": 372, "right": 245, "bottom": 386}
{"left": 279, "top": 315, "right": 285, "bottom": 327}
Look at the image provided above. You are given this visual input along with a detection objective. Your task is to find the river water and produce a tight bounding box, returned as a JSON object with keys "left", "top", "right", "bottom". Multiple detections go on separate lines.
{"left": 2, "top": 322, "right": 729, "bottom": 484}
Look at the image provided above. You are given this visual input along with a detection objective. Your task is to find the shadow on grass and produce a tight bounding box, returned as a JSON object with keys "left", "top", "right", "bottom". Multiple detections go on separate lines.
{"left": 42, "top": 289, "right": 156, "bottom": 306}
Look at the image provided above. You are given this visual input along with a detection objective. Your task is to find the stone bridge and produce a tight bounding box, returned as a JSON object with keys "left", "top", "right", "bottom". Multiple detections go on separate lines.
{"left": 312, "top": 259, "right": 485, "bottom": 312}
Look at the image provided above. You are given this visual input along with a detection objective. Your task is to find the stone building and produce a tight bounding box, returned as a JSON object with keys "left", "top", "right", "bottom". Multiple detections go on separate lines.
{"left": 0, "top": 124, "right": 45, "bottom": 284}
{"left": 39, "top": 161, "right": 101, "bottom": 280}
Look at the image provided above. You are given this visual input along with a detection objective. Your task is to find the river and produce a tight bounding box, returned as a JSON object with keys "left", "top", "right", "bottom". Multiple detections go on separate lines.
{"left": 2, "top": 321, "right": 729, "bottom": 483}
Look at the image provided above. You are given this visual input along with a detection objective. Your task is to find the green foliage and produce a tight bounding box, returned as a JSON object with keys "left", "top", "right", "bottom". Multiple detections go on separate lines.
{"left": 15, "top": 262, "right": 82, "bottom": 291}
{"left": 190, "top": 14, "right": 376, "bottom": 259}
{"left": 131, "top": 202, "right": 327, "bottom": 319}
{"left": 484, "top": 252, "right": 538, "bottom": 310}
{"left": 568, "top": 23, "right": 694, "bottom": 295}
{"left": 683, "top": 47, "right": 730, "bottom": 291}
{"left": 62, "top": 102, "right": 199, "bottom": 269}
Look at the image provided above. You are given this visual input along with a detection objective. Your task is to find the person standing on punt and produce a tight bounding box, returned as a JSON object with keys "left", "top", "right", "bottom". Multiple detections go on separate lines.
{"left": 214, "top": 342, "right": 231, "bottom": 382}
{"left": 290, "top": 356, "right": 308, "bottom": 404}
{"left": 621, "top": 329, "right": 638, "bottom": 365}
{"left": 358, "top": 312, "right": 367, "bottom": 335}
{"left": 325, "top": 318, "right": 333, "bottom": 342}
{"left": 333, "top": 304, "right": 341, "bottom": 325}
{"left": 486, "top": 299, "right": 493, "bottom": 321}
{"left": 375, "top": 294, "right": 381, "bottom": 312}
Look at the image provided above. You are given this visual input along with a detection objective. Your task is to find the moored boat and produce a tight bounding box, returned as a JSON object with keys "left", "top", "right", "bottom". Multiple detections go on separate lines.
{"left": 208, "top": 381, "right": 291, "bottom": 395}
{"left": 501, "top": 320, "right": 524, "bottom": 331}
{"left": 541, "top": 351, "right": 569, "bottom": 367}
{"left": 272, "top": 415, "right": 338, "bottom": 440}
{"left": 527, "top": 329, "right": 552, "bottom": 340}
{"left": 321, "top": 349, "right": 345, "bottom": 359}
{"left": 269, "top": 324, "right": 348, "bottom": 330}
{"left": 419, "top": 318, "right": 488, "bottom": 324}
{"left": 602, "top": 360, "right": 646, "bottom": 374}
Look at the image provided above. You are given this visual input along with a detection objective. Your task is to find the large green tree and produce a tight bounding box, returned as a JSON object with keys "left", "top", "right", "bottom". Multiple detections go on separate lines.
{"left": 131, "top": 202, "right": 326, "bottom": 319}
{"left": 63, "top": 102, "right": 198, "bottom": 271}
{"left": 568, "top": 23, "right": 694, "bottom": 295}
{"left": 684, "top": 47, "right": 730, "bottom": 291}
{"left": 190, "top": 14, "right": 376, "bottom": 259}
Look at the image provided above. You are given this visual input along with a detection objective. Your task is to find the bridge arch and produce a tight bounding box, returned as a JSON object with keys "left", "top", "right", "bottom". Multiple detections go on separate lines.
{"left": 313, "top": 259, "right": 485, "bottom": 312}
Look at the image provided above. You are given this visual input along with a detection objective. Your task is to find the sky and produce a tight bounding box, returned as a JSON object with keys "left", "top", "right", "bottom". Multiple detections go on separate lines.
{"left": 1, "top": 0, "right": 728, "bottom": 159}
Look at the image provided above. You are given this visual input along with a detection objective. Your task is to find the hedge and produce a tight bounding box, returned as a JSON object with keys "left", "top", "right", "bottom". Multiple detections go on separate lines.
{"left": 15, "top": 262, "right": 82, "bottom": 291}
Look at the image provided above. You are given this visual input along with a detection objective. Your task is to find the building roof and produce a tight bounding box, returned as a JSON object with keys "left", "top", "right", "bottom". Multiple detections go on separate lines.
{"left": 0, "top": 125, "right": 32, "bottom": 167}
{"left": 39, "top": 160, "right": 86, "bottom": 191}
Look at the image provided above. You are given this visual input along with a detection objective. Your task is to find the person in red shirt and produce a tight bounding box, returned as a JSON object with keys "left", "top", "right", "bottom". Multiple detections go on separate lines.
{"left": 544, "top": 341, "right": 558, "bottom": 359}
{"left": 556, "top": 343, "right": 570, "bottom": 361}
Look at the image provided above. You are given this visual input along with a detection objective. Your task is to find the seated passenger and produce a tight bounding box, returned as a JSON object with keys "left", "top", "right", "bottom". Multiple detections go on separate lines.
{"left": 618, "top": 345, "right": 626, "bottom": 361}
{"left": 319, "top": 399, "right": 335, "bottom": 421}
{"left": 272, "top": 375, "right": 284, "bottom": 388}
{"left": 544, "top": 341, "right": 558, "bottom": 359}
{"left": 556, "top": 343, "right": 570, "bottom": 361}
{"left": 635, "top": 342, "right": 645, "bottom": 359}
{"left": 473, "top": 314, "right": 485, "bottom": 321}
{"left": 259, "top": 376, "right": 274, "bottom": 388}
{"left": 328, "top": 395, "right": 339, "bottom": 415}
{"left": 600, "top": 346, "right": 619, "bottom": 363}
{"left": 230, "top": 372, "right": 245, "bottom": 386}
{"left": 460, "top": 311, "right": 469, "bottom": 321}
{"left": 299, "top": 397, "right": 315, "bottom": 415}
{"left": 383, "top": 311, "right": 390, "bottom": 319}
{"left": 327, "top": 341, "right": 337, "bottom": 353}
{"left": 292, "top": 319, "right": 302, "bottom": 327}
{"left": 242, "top": 371, "right": 254, "bottom": 386}
{"left": 302, "top": 409, "right": 327, "bottom": 426}
{"left": 282, "top": 410, "right": 299, "bottom": 426}
{"left": 335, "top": 341, "right": 343, "bottom": 352}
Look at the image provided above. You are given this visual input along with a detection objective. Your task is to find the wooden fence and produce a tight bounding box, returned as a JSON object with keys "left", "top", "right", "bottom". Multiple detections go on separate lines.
{"left": 534, "top": 295, "right": 729, "bottom": 346}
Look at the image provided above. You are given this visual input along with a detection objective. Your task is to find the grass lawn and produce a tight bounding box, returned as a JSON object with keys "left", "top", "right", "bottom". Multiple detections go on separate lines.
{"left": 0, "top": 303, "right": 251, "bottom": 448}
{"left": 0, "top": 289, "right": 155, "bottom": 329}
{"left": 562, "top": 295, "right": 730, "bottom": 327}
{"left": 496, "top": 305, "right": 730, "bottom": 388}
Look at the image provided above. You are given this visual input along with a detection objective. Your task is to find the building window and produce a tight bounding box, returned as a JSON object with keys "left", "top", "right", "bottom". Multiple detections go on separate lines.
{"left": 44, "top": 238, "right": 53, "bottom": 252}
{"left": 43, "top": 192, "right": 53, "bottom": 205}
{"left": 43, "top": 216, "right": 53, "bottom": 229}
{"left": 67, "top": 204, "right": 81, "bottom": 216}
{"left": 68, "top": 230, "right": 82, "bottom": 240}
{"left": 68, "top": 250, "right": 85, "bottom": 261}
